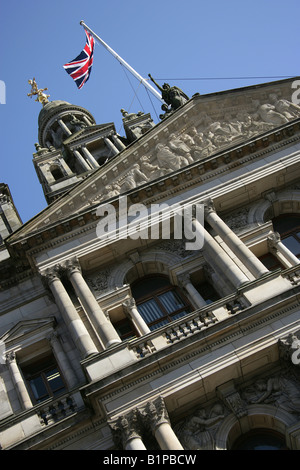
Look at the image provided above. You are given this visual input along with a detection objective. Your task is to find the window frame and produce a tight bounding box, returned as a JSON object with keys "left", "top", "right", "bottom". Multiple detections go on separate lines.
{"left": 133, "top": 276, "right": 192, "bottom": 330}
{"left": 22, "top": 356, "right": 67, "bottom": 404}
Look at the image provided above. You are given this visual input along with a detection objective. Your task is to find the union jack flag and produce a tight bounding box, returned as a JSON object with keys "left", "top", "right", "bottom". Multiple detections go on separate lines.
{"left": 63, "top": 30, "right": 95, "bottom": 89}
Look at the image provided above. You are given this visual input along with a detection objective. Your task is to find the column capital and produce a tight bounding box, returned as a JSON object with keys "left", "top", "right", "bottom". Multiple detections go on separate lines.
{"left": 47, "top": 331, "right": 59, "bottom": 345}
{"left": 122, "top": 297, "right": 137, "bottom": 313}
{"left": 109, "top": 409, "right": 142, "bottom": 449}
{"left": 203, "top": 198, "right": 216, "bottom": 217}
{"left": 6, "top": 351, "right": 16, "bottom": 364}
{"left": 64, "top": 258, "right": 82, "bottom": 277}
{"left": 142, "top": 397, "right": 170, "bottom": 432}
{"left": 177, "top": 272, "right": 191, "bottom": 287}
{"left": 41, "top": 265, "right": 62, "bottom": 287}
{"left": 267, "top": 231, "right": 281, "bottom": 250}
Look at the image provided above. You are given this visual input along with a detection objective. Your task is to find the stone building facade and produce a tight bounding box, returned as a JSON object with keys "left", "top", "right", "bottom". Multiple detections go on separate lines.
{"left": 1, "top": 77, "right": 300, "bottom": 450}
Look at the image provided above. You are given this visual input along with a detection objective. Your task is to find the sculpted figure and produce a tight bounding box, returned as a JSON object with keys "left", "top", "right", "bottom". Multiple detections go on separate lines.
{"left": 247, "top": 376, "right": 300, "bottom": 414}
{"left": 148, "top": 74, "right": 189, "bottom": 111}
{"left": 190, "top": 132, "right": 216, "bottom": 160}
{"left": 122, "top": 164, "right": 148, "bottom": 190}
{"left": 253, "top": 100, "right": 288, "bottom": 126}
{"left": 105, "top": 183, "right": 120, "bottom": 198}
{"left": 269, "top": 93, "right": 300, "bottom": 120}
{"left": 168, "top": 133, "right": 194, "bottom": 164}
{"left": 155, "top": 143, "right": 189, "bottom": 171}
{"left": 178, "top": 404, "right": 224, "bottom": 450}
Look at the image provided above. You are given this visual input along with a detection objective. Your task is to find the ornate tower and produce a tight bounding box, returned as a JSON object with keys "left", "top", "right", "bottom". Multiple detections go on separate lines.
{"left": 29, "top": 79, "right": 127, "bottom": 204}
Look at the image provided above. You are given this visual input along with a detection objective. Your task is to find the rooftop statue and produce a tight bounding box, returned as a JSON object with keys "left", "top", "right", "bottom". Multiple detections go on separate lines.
{"left": 27, "top": 78, "right": 50, "bottom": 106}
{"left": 148, "top": 74, "right": 189, "bottom": 117}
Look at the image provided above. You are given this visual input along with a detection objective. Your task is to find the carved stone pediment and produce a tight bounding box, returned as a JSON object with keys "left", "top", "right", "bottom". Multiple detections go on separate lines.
{"left": 63, "top": 122, "right": 116, "bottom": 147}
{"left": 7, "top": 77, "right": 300, "bottom": 244}
{"left": 0, "top": 317, "right": 56, "bottom": 346}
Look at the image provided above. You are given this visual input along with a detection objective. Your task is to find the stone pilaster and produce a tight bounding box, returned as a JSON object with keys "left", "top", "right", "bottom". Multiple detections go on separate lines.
{"left": 6, "top": 352, "right": 32, "bottom": 410}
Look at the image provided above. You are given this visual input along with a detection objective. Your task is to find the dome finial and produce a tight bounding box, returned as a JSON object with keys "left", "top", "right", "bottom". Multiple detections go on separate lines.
{"left": 27, "top": 78, "right": 50, "bottom": 106}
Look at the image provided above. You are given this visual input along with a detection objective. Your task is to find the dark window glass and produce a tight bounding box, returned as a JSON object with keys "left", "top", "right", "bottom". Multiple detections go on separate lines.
{"left": 272, "top": 215, "right": 300, "bottom": 259}
{"left": 132, "top": 276, "right": 191, "bottom": 330}
{"left": 115, "top": 318, "right": 137, "bottom": 340}
{"left": 22, "top": 356, "right": 66, "bottom": 404}
{"left": 258, "top": 253, "right": 282, "bottom": 271}
{"left": 194, "top": 281, "right": 220, "bottom": 304}
{"left": 231, "top": 429, "right": 288, "bottom": 450}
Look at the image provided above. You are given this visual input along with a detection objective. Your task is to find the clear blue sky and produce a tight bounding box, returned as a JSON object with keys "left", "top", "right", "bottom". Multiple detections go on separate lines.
{"left": 0, "top": 0, "right": 299, "bottom": 223}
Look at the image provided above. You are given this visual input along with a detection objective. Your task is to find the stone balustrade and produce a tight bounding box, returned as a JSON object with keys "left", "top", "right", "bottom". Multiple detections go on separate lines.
{"left": 38, "top": 394, "right": 77, "bottom": 426}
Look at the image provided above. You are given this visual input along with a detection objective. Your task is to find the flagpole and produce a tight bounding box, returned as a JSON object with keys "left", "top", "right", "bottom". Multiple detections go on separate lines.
{"left": 80, "top": 21, "right": 164, "bottom": 103}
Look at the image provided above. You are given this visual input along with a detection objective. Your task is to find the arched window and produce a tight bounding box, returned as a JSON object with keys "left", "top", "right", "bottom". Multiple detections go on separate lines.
{"left": 131, "top": 275, "right": 192, "bottom": 330}
{"left": 273, "top": 214, "right": 300, "bottom": 259}
{"left": 231, "top": 428, "right": 288, "bottom": 450}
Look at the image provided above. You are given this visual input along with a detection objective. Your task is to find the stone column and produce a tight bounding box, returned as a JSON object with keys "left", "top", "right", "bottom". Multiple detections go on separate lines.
{"left": 48, "top": 332, "right": 78, "bottom": 389}
{"left": 110, "top": 411, "right": 147, "bottom": 450}
{"left": 45, "top": 269, "right": 98, "bottom": 358}
{"left": 178, "top": 273, "right": 207, "bottom": 308}
{"left": 73, "top": 149, "right": 92, "bottom": 171}
{"left": 6, "top": 352, "right": 32, "bottom": 410}
{"left": 268, "top": 232, "right": 300, "bottom": 267}
{"left": 145, "top": 398, "right": 183, "bottom": 450}
{"left": 123, "top": 298, "right": 151, "bottom": 336}
{"left": 104, "top": 137, "right": 119, "bottom": 156}
{"left": 111, "top": 134, "right": 126, "bottom": 151}
{"left": 58, "top": 119, "right": 72, "bottom": 136}
{"left": 193, "top": 217, "right": 249, "bottom": 287}
{"left": 66, "top": 260, "right": 122, "bottom": 349}
{"left": 204, "top": 201, "right": 269, "bottom": 278}
{"left": 81, "top": 146, "right": 100, "bottom": 168}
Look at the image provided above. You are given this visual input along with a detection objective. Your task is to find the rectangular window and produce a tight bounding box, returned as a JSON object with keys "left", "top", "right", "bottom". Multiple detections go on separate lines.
{"left": 22, "top": 355, "right": 66, "bottom": 404}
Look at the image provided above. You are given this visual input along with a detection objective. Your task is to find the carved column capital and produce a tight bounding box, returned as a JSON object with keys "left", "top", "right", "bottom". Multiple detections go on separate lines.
{"left": 142, "top": 397, "right": 170, "bottom": 432}
{"left": 5, "top": 351, "right": 16, "bottom": 364}
{"left": 267, "top": 231, "right": 281, "bottom": 251}
{"left": 203, "top": 198, "right": 216, "bottom": 218}
{"left": 177, "top": 273, "right": 191, "bottom": 288}
{"left": 64, "top": 258, "right": 82, "bottom": 277}
{"left": 109, "top": 409, "right": 142, "bottom": 449}
{"left": 41, "top": 265, "right": 62, "bottom": 287}
{"left": 122, "top": 297, "right": 137, "bottom": 314}
{"left": 47, "top": 331, "right": 59, "bottom": 345}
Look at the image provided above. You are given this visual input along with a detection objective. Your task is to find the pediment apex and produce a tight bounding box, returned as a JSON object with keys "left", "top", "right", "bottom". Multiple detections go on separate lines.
{"left": 1, "top": 317, "right": 56, "bottom": 345}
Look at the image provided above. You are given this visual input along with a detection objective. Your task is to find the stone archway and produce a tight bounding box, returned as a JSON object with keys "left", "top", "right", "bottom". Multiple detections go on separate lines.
{"left": 215, "top": 404, "right": 298, "bottom": 450}
{"left": 248, "top": 190, "right": 300, "bottom": 226}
